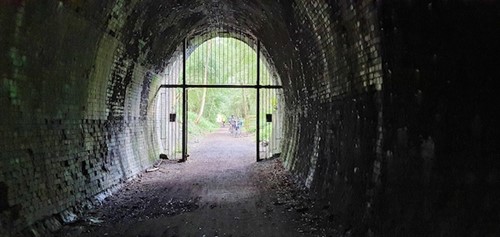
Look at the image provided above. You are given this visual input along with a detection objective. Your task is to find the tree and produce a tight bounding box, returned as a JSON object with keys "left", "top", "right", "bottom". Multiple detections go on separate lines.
{"left": 184, "top": 37, "right": 274, "bottom": 132}
{"left": 194, "top": 40, "right": 213, "bottom": 124}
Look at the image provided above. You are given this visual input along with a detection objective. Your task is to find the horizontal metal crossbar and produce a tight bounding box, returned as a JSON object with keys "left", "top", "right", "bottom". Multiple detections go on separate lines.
{"left": 159, "top": 84, "right": 283, "bottom": 89}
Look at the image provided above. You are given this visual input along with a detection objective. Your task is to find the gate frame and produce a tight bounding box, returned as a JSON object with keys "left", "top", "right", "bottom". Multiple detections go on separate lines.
{"left": 160, "top": 39, "right": 282, "bottom": 162}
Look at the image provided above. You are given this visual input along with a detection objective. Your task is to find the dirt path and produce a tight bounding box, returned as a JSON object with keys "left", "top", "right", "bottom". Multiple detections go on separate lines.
{"left": 61, "top": 129, "right": 331, "bottom": 237}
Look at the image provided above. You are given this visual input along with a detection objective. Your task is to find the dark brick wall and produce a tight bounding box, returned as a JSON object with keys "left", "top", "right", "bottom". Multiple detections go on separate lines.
{"left": 0, "top": 1, "right": 162, "bottom": 235}
{"left": 377, "top": 1, "right": 500, "bottom": 236}
{"left": 263, "top": 1, "right": 383, "bottom": 234}
{"left": 256, "top": 1, "right": 500, "bottom": 236}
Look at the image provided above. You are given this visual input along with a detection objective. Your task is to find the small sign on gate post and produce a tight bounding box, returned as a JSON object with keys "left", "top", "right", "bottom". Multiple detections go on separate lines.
{"left": 266, "top": 114, "right": 272, "bottom": 123}
{"left": 169, "top": 113, "right": 176, "bottom": 122}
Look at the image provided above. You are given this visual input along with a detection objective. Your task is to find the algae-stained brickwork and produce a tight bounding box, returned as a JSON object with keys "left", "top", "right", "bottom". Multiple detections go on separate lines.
{"left": 0, "top": 2, "right": 160, "bottom": 235}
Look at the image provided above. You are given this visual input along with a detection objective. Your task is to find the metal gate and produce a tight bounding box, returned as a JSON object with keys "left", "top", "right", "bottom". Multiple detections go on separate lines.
{"left": 258, "top": 88, "right": 283, "bottom": 160}
{"left": 159, "top": 29, "right": 283, "bottom": 162}
{"left": 159, "top": 87, "right": 183, "bottom": 160}
{"left": 158, "top": 50, "right": 184, "bottom": 160}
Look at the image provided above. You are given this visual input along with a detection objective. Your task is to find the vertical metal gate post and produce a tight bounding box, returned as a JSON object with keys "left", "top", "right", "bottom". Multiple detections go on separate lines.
{"left": 256, "top": 40, "right": 261, "bottom": 162}
{"left": 182, "top": 38, "right": 187, "bottom": 162}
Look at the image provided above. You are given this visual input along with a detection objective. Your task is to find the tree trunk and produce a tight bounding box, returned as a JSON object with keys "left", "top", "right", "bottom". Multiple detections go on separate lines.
{"left": 242, "top": 88, "right": 248, "bottom": 118}
{"left": 195, "top": 40, "right": 212, "bottom": 124}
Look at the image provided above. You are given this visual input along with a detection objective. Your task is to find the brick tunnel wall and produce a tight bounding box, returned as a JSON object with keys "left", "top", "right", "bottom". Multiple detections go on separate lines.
{"left": 377, "top": 1, "right": 500, "bottom": 236}
{"left": 260, "top": 0, "right": 384, "bottom": 234}
{"left": 257, "top": 0, "right": 500, "bottom": 236}
{"left": 1, "top": 0, "right": 499, "bottom": 236}
{"left": 0, "top": 1, "right": 164, "bottom": 235}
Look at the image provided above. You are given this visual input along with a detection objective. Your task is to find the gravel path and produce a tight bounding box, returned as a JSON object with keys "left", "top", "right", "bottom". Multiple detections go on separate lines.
{"left": 60, "top": 129, "right": 332, "bottom": 237}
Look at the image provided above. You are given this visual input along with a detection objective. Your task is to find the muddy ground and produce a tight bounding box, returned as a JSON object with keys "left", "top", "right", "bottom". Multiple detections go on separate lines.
{"left": 57, "top": 129, "right": 341, "bottom": 237}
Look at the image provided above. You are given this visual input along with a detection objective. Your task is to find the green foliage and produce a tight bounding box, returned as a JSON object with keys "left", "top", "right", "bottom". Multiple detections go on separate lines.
{"left": 187, "top": 111, "right": 218, "bottom": 137}
{"left": 186, "top": 37, "right": 260, "bottom": 124}
{"left": 184, "top": 37, "right": 277, "bottom": 138}
{"left": 244, "top": 115, "right": 272, "bottom": 141}
{"left": 259, "top": 123, "right": 272, "bottom": 141}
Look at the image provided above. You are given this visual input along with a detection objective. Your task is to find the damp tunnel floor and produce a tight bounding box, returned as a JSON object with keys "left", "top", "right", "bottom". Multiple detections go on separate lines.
{"left": 61, "top": 129, "right": 332, "bottom": 237}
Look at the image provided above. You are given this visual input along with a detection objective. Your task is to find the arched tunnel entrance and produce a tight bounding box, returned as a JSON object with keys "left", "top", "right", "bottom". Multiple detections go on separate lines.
{"left": 155, "top": 32, "right": 284, "bottom": 162}
{"left": 1, "top": 1, "right": 500, "bottom": 236}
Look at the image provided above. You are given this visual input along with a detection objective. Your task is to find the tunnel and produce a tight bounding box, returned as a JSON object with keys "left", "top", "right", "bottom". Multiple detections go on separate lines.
{"left": 1, "top": 0, "right": 500, "bottom": 236}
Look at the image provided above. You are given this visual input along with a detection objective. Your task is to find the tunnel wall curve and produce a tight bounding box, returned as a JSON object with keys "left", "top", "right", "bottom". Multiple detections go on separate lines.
{"left": 262, "top": 0, "right": 384, "bottom": 234}
{"left": 0, "top": 1, "right": 165, "bottom": 235}
{"left": 262, "top": 2, "right": 500, "bottom": 236}
{"left": 2, "top": 0, "right": 499, "bottom": 236}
